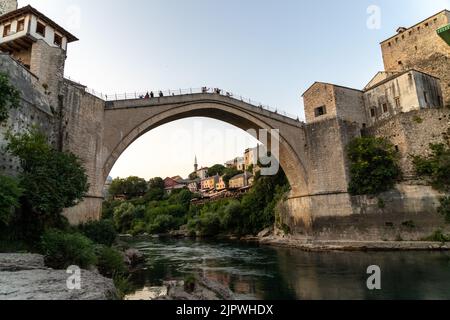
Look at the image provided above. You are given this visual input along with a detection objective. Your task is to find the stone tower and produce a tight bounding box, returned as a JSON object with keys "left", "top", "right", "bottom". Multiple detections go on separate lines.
{"left": 0, "top": 0, "right": 18, "bottom": 15}
{"left": 194, "top": 156, "right": 198, "bottom": 173}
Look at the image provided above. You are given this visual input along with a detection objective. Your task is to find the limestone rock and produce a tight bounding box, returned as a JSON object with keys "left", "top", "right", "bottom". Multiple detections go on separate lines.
{"left": 0, "top": 254, "right": 117, "bottom": 300}
{"left": 0, "top": 254, "right": 45, "bottom": 271}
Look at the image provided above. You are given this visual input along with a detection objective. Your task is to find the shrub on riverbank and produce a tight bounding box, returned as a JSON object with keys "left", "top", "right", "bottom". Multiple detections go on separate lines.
{"left": 40, "top": 229, "right": 97, "bottom": 269}
{"left": 96, "top": 245, "right": 127, "bottom": 277}
{"left": 78, "top": 220, "right": 117, "bottom": 246}
{"left": 0, "top": 175, "right": 23, "bottom": 226}
{"left": 4, "top": 128, "right": 89, "bottom": 242}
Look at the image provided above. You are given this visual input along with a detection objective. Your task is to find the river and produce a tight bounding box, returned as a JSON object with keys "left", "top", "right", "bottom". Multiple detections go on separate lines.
{"left": 125, "top": 238, "right": 450, "bottom": 300}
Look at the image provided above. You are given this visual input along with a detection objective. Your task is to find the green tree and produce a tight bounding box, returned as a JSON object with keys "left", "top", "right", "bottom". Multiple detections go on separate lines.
{"left": 0, "top": 175, "right": 23, "bottom": 225}
{"left": 413, "top": 143, "right": 450, "bottom": 193}
{"left": 347, "top": 137, "right": 401, "bottom": 195}
{"left": 148, "top": 177, "right": 164, "bottom": 190}
{"left": 5, "top": 128, "right": 89, "bottom": 236}
{"left": 0, "top": 72, "right": 20, "bottom": 124}
{"left": 208, "top": 164, "right": 226, "bottom": 177}
{"left": 109, "top": 176, "right": 148, "bottom": 200}
{"left": 188, "top": 172, "right": 198, "bottom": 180}
{"left": 113, "top": 202, "right": 136, "bottom": 233}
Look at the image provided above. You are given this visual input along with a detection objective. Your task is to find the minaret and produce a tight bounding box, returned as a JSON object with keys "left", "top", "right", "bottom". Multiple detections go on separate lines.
{"left": 194, "top": 156, "right": 198, "bottom": 173}
{"left": 0, "top": 0, "right": 18, "bottom": 16}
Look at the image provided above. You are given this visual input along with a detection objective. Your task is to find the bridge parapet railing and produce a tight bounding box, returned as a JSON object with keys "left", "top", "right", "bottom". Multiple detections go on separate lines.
{"left": 87, "top": 87, "right": 300, "bottom": 121}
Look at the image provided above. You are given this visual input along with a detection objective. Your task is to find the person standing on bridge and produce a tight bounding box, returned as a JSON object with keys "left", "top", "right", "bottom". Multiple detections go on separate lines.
{"left": 144, "top": 92, "right": 150, "bottom": 99}
{"left": 150, "top": 91, "right": 154, "bottom": 98}
{"left": 159, "top": 91, "right": 164, "bottom": 97}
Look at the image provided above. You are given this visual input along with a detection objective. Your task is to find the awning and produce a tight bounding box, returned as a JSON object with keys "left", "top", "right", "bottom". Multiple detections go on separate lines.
{"left": 437, "top": 24, "right": 450, "bottom": 45}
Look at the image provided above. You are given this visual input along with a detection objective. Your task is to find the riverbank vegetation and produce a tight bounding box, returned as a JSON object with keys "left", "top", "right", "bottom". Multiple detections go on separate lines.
{"left": 0, "top": 125, "right": 131, "bottom": 298}
{"left": 103, "top": 169, "right": 289, "bottom": 238}
{"left": 413, "top": 143, "right": 450, "bottom": 223}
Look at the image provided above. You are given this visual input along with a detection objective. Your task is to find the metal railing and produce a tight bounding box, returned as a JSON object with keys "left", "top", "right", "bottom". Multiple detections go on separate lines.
{"left": 85, "top": 86, "right": 300, "bottom": 121}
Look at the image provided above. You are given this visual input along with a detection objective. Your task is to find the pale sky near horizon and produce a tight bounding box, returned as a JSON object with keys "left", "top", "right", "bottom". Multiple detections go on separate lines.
{"left": 19, "top": 0, "right": 450, "bottom": 180}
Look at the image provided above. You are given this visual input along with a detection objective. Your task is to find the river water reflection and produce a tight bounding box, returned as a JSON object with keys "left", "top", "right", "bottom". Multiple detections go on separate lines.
{"left": 126, "top": 238, "right": 450, "bottom": 300}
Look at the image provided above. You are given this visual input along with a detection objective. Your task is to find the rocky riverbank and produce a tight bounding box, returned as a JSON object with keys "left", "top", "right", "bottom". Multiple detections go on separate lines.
{"left": 257, "top": 235, "right": 450, "bottom": 252}
{"left": 0, "top": 254, "right": 117, "bottom": 300}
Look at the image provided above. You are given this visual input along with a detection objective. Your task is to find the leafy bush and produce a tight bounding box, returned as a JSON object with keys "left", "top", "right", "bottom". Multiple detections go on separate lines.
{"left": 0, "top": 72, "right": 20, "bottom": 124}
{"left": 0, "top": 175, "right": 23, "bottom": 225}
{"left": 423, "top": 230, "right": 450, "bottom": 243}
{"left": 78, "top": 220, "right": 117, "bottom": 246}
{"left": 347, "top": 137, "right": 401, "bottom": 195}
{"left": 413, "top": 143, "right": 450, "bottom": 193}
{"left": 113, "top": 202, "right": 136, "bottom": 233}
{"left": 95, "top": 245, "right": 126, "bottom": 277}
{"left": 438, "top": 196, "right": 450, "bottom": 223}
{"left": 6, "top": 128, "right": 88, "bottom": 232}
{"left": 113, "top": 274, "right": 134, "bottom": 300}
{"left": 147, "top": 214, "right": 177, "bottom": 234}
{"left": 40, "top": 230, "right": 97, "bottom": 269}
{"left": 130, "top": 220, "right": 147, "bottom": 236}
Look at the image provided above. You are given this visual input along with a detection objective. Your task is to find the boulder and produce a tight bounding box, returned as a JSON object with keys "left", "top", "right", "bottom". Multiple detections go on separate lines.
{"left": 124, "top": 249, "right": 145, "bottom": 266}
{"left": 0, "top": 254, "right": 117, "bottom": 300}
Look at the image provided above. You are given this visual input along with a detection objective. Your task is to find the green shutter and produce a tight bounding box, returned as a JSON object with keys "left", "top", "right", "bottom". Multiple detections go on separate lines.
{"left": 437, "top": 24, "right": 450, "bottom": 45}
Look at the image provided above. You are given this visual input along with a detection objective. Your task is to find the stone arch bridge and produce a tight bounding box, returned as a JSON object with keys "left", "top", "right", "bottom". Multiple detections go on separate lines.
{"left": 62, "top": 89, "right": 361, "bottom": 231}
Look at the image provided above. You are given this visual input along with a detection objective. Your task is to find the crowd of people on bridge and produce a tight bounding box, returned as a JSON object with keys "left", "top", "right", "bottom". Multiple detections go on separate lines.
{"left": 136, "top": 87, "right": 235, "bottom": 100}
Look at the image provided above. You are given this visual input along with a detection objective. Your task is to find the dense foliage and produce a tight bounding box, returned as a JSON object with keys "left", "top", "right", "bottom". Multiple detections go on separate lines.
{"left": 4, "top": 128, "right": 89, "bottom": 238}
{"left": 109, "top": 176, "right": 148, "bottom": 200}
{"left": 208, "top": 164, "right": 226, "bottom": 177}
{"left": 103, "top": 169, "right": 289, "bottom": 237}
{"left": 0, "top": 175, "right": 23, "bottom": 225}
{"left": 0, "top": 72, "right": 20, "bottom": 124}
{"left": 78, "top": 220, "right": 118, "bottom": 246}
{"left": 40, "top": 229, "right": 98, "bottom": 269}
{"left": 413, "top": 143, "right": 450, "bottom": 223}
{"left": 413, "top": 143, "right": 450, "bottom": 193}
{"left": 347, "top": 137, "right": 401, "bottom": 195}
{"left": 95, "top": 245, "right": 127, "bottom": 277}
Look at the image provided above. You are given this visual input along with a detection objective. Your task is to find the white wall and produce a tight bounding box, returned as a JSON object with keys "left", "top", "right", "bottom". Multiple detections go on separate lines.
{"left": 28, "top": 15, "right": 67, "bottom": 50}
{"left": 0, "top": 15, "right": 29, "bottom": 43}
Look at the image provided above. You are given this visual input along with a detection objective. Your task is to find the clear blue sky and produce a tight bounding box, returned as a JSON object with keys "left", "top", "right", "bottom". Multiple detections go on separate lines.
{"left": 20, "top": 0, "right": 450, "bottom": 179}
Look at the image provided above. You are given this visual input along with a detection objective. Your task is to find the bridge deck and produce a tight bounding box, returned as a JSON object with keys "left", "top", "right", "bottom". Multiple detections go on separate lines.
{"left": 104, "top": 92, "right": 303, "bottom": 127}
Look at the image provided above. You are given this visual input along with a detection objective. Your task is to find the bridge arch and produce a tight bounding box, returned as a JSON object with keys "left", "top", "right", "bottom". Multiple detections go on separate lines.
{"left": 102, "top": 96, "right": 309, "bottom": 196}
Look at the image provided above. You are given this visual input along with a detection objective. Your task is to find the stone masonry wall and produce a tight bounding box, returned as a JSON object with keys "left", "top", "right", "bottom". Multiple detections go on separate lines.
{"left": 303, "top": 83, "right": 336, "bottom": 123}
{"left": 30, "top": 40, "right": 67, "bottom": 110}
{"left": 334, "top": 86, "right": 366, "bottom": 125}
{"left": 59, "top": 81, "right": 106, "bottom": 224}
{"left": 0, "top": 54, "right": 55, "bottom": 176}
{"left": 365, "top": 108, "right": 450, "bottom": 178}
{"left": 381, "top": 11, "right": 450, "bottom": 107}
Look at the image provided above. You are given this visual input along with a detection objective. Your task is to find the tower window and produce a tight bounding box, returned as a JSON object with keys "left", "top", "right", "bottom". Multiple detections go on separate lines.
{"left": 17, "top": 20, "right": 25, "bottom": 32}
{"left": 36, "top": 21, "right": 46, "bottom": 37}
{"left": 370, "top": 107, "right": 376, "bottom": 118}
{"left": 395, "top": 97, "right": 401, "bottom": 108}
{"left": 424, "top": 91, "right": 428, "bottom": 104}
{"left": 3, "top": 24, "right": 11, "bottom": 37}
{"left": 314, "top": 106, "right": 327, "bottom": 117}
{"left": 382, "top": 103, "right": 388, "bottom": 113}
{"left": 54, "top": 33, "right": 62, "bottom": 47}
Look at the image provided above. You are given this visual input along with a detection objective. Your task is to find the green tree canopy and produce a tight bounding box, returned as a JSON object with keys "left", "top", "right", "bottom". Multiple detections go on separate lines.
{"left": 347, "top": 137, "right": 401, "bottom": 195}
{"left": 208, "top": 164, "right": 226, "bottom": 177}
{"left": 109, "top": 176, "right": 148, "bottom": 200}
{"left": 0, "top": 72, "right": 20, "bottom": 124}
{"left": 6, "top": 128, "right": 89, "bottom": 219}
{"left": 148, "top": 177, "right": 164, "bottom": 190}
